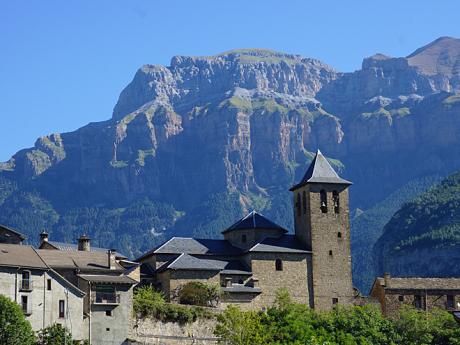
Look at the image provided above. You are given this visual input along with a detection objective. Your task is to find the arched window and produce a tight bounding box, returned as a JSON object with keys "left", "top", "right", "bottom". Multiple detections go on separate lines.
{"left": 242, "top": 234, "right": 247, "bottom": 244}
{"left": 320, "top": 190, "right": 328, "bottom": 213}
{"left": 296, "top": 193, "right": 301, "bottom": 216}
{"left": 333, "top": 190, "right": 340, "bottom": 214}
{"left": 302, "top": 191, "right": 307, "bottom": 214}
{"left": 275, "top": 259, "right": 283, "bottom": 271}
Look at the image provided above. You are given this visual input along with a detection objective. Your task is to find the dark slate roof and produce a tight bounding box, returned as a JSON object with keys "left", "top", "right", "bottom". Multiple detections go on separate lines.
{"left": 374, "top": 277, "right": 460, "bottom": 290}
{"left": 77, "top": 274, "right": 137, "bottom": 284}
{"left": 248, "top": 234, "right": 310, "bottom": 253}
{"left": 0, "top": 224, "right": 26, "bottom": 240}
{"left": 290, "top": 150, "right": 352, "bottom": 190}
{"left": 0, "top": 244, "right": 48, "bottom": 269}
{"left": 158, "top": 254, "right": 251, "bottom": 274}
{"left": 136, "top": 237, "right": 242, "bottom": 261}
{"left": 41, "top": 241, "right": 126, "bottom": 258}
{"left": 222, "top": 211, "right": 287, "bottom": 234}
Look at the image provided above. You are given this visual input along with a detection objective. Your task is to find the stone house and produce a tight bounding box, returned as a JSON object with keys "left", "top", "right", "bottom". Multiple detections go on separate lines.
{"left": 0, "top": 224, "right": 25, "bottom": 244}
{"left": 37, "top": 233, "right": 139, "bottom": 345}
{"left": 137, "top": 150, "right": 355, "bottom": 311}
{"left": 370, "top": 273, "right": 460, "bottom": 317}
{"left": 0, "top": 243, "right": 86, "bottom": 341}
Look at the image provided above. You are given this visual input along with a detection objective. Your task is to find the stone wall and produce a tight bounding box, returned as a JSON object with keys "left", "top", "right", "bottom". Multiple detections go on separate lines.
{"left": 130, "top": 317, "right": 219, "bottom": 345}
{"left": 223, "top": 228, "right": 285, "bottom": 249}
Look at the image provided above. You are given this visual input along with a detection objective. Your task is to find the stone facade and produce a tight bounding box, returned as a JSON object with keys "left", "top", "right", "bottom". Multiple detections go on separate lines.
{"left": 292, "top": 184, "right": 354, "bottom": 310}
{"left": 370, "top": 275, "right": 460, "bottom": 317}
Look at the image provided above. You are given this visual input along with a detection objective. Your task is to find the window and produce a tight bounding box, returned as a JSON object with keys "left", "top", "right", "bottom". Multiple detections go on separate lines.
{"left": 275, "top": 259, "right": 283, "bottom": 271}
{"left": 332, "top": 298, "right": 339, "bottom": 305}
{"left": 296, "top": 193, "right": 301, "bottom": 216}
{"left": 106, "top": 328, "right": 110, "bottom": 332}
{"left": 320, "top": 190, "right": 328, "bottom": 213}
{"left": 329, "top": 250, "right": 333, "bottom": 256}
{"left": 238, "top": 279, "right": 244, "bottom": 284}
{"left": 447, "top": 295, "right": 455, "bottom": 309}
{"left": 106, "top": 310, "right": 112, "bottom": 316}
{"left": 398, "top": 295, "right": 404, "bottom": 302}
{"left": 47, "top": 279, "right": 52, "bottom": 291}
{"left": 21, "top": 296, "right": 28, "bottom": 314}
{"left": 333, "top": 190, "right": 340, "bottom": 213}
{"left": 59, "top": 300, "right": 65, "bottom": 318}
{"left": 21, "top": 271, "right": 31, "bottom": 290}
{"left": 241, "top": 234, "right": 247, "bottom": 244}
{"left": 337, "top": 232, "right": 342, "bottom": 238}
{"left": 413, "top": 295, "right": 422, "bottom": 310}
{"left": 302, "top": 191, "right": 307, "bottom": 214}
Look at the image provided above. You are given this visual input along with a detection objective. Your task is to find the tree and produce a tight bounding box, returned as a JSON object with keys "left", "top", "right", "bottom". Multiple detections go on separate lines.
{"left": 0, "top": 294, "right": 35, "bottom": 345}
{"left": 36, "top": 323, "right": 80, "bottom": 345}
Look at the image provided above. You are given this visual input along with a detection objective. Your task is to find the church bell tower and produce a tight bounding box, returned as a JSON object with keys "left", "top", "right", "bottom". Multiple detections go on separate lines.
{"left": 290, "top": 150, "right": 354, "bottom": 310}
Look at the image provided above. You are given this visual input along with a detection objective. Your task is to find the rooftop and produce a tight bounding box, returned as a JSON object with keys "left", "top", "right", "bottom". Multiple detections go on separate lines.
{"left": 42, "top": 240, "right": 126, "bottom": 258}
{"left": 0, "top": 243, "right": 47, "bottom": 269}
{"left": 222, "top": 211, "right": 287, "bottom": 234}
{"left": 0, "top": 224, "right": 26, "bottom": 241}
{"left": 290, "top": 150, "right": 352, "bottom": 190}
{"left": 249, "top": 234, "right": 310, "bottom": 253}
{"left": 375, "top": 276, "right": 460, "bottom": 290}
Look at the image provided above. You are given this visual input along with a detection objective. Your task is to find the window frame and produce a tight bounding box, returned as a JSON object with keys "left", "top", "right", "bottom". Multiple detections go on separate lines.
{"left": 320, "top": 190, "right": 328, "bottom": 213}
{"left": 59, "top": 299, "right": 65, "bottom": 318}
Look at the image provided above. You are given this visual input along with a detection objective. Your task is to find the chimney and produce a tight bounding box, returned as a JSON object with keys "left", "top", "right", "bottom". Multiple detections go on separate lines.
{"left": 39, "top": 230, "right": 49, "bottom": 243}
{"left": 77, "top": 234, "right": 91, "bottom": 252}
{"left": 384, "top": 272, "right": 391, "bottom": 287}
{"left": 108, "top": 249, "right": 117, "bottom": 270}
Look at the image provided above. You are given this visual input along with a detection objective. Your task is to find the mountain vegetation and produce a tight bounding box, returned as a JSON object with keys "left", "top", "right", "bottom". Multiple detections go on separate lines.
{"left": 2, "top": 37, "right": 460, "bottom": 291}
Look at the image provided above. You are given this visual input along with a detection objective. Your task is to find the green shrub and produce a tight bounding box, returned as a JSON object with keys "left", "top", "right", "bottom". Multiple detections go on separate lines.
{"left": 133, "top": 285, "right": 214, "bottom": 324}
{"left": 0, "top": 295, "right": 35, "bottom": 345}
{"left": 178, "top": 281, "right": 221, "bottom": 307}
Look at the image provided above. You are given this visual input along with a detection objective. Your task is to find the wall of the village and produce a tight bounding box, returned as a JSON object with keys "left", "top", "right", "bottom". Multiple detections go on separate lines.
{"left": 130, "top": 317, "right": 218, "bottom": 345}
{"left": 249, "top": 252, "right": 311, "bottom": 308}
{"left": 223, "top": 228, "right": 285, "bottom": 249}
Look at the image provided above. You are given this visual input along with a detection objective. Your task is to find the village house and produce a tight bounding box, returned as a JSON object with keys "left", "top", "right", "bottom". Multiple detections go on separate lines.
{"left": 370, "top": 273, "right": 460, "bottom": 317}
{"left": 137, "top": 150, "right": 356, "bottom": 311}
{"left": 0, "top": 231, "right": 139, "bottom": 345}
{"left": 0, "top": 224, "right": 26, "bottom": 244}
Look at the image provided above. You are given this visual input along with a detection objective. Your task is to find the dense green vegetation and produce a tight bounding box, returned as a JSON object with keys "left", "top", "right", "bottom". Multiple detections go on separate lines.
{"left": 178, "top": 282, "right": 221, "bottom": 307}
{"left": 351, "top": 175, "right": 441, "bottom": 293}
{"left": 215, "top": 290, "right": 460, "bottom": 345}
{"left": 133, "top": 286, "right": 214, "bottom": 324}
{"left": 0, "top": 295, "right": 35, "bottom": 345}
{"left": 377, "top": 171, "right": 460, "bottom": 255}
{"left": 36, "top": 324, "right": 88, "bottom": 345}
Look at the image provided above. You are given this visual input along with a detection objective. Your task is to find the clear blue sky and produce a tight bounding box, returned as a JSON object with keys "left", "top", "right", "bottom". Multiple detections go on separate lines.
{"left": 1, "top": 0, "right": 459, "bottom": 161}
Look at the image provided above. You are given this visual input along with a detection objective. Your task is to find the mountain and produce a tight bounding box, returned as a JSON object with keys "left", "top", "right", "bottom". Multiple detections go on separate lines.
{"left": 1, "top": 39, "right": 460, "bottom": 291}
{"left": 374, "top": 170, "right": 460, "bottom": 279}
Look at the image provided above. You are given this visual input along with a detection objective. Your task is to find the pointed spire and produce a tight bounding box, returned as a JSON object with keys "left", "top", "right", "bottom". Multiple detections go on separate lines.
{"left": 290, "top": 150, "right": 352, "bottom": 191}
{"left": 222, "top": 211, "right": 287, "bottom": 234}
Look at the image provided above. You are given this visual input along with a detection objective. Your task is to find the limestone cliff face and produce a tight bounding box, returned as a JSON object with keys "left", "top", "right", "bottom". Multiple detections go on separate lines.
{"left": 2, "top": 40, "right": 460, "bottom": 273}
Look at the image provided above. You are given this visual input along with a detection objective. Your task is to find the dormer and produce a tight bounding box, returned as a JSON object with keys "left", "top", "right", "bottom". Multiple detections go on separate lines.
{"left": 222, "top": 211, "right": 287, "bottom": 249}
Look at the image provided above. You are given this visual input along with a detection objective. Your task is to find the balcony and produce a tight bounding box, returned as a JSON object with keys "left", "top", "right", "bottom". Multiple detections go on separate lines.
{"left": 20, "top": 279, "right": 33, "bottom": 292}
{"left": 91, "top": 291, "right": 120, "bottom": 305}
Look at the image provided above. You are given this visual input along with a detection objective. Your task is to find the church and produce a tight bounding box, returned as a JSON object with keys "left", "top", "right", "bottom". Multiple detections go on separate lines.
{"left": 137, "top": 150, "right": 355, "bottom": 310}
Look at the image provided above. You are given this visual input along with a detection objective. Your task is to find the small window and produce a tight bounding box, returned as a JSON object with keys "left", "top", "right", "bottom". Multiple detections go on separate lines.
{"left": 398, "top": 295, "right": 404, "bottom": 302}
{"left": 447, "top": 295, "right": 455, "bottom": 309}
{"left": 59, "top": 300, "right": 65, "bottom": 318}
{"left": 337, "top": 232, "right": 342, "bottom": 238}
{"left": 332, "top": 298, "right": 339, "bottom": 305}
{"left": 333, "top": 190, "right": 340, "bottom": 214}
{"left": 21, "top": 271, "right": 31, "bottom": 290}
{"left": 329, "top": 250, "right": 333, "bottom": 256}
{"left": 275, "top": 259, "right": 283, "bottom": 271}
{"left": 47, "top": 279, "right": 52, "bottom": 291}
{"left": 302, "top": 191, "right": 307, "bottom": 214}
{"left": 106, "top": 310, "right": 112, "bottom": 316}
{"left": 21, "top": 295, "right": 28, "bottom": 314}
{"left": 320, "top": 190, "right": 328, "bottom": 213}
{"left": 296, "top": 193, "right": 301, "bottom": 216}
{"left": 241, "top": 234, "right": 247, "bottom": 244}
{"left": 106, "top": 328, "right": 110, "bottom": 332}
{"left": 238, "top": 279, "right": 243, "bottom": 284}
